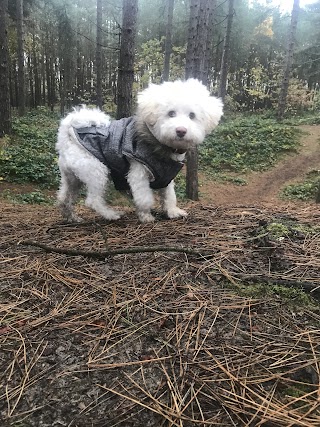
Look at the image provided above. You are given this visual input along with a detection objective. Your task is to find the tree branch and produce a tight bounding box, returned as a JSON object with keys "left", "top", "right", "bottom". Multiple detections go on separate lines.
{"left": 19, "top": 240, "right": 211, "bottom": 259}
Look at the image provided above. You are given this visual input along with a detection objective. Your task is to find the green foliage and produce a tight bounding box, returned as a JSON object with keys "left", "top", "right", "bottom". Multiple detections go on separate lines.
{"left": 258, "top": 218, "right": 320, "bottom": 242}
{"left": 135, "top": 38, "right": 186, "bottom": 90}
{"left": 2, "top": 189, "right": 54, "bottom": 205}
{"left": 266, "top": 222, "right": 289, "bottom": 238}
{"left": 281, "top": 170, "right": 320, "bottom": 201}
{"left": 282, "top": 182, "right": 317, "bottom": 201}
{"left": 136, "top": 38, "right": 164, "bottom": 86}
{"left": 174, "top": 173, "right": 187, "bottom": 200}
{"left": 200, "top": 117, "right": 300, "bottom": 173}
{"left": 0, "top": 109, "right": 60, "bottom": 188}
{"left": 284, "top": 79, "right": 316, "bottom": 113}
{"left": 283, "top": 112, "right": 320, "bottom": 125}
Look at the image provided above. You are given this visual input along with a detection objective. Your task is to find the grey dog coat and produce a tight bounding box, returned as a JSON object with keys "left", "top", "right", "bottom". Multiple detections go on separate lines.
{"left": 73, "top": 117, "right": 184, "bottom": 191}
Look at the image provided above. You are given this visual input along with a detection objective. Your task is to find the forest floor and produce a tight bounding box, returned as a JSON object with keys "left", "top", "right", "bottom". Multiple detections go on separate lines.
{"left": 0, "top": 125, "right": 320, "bottom": 426}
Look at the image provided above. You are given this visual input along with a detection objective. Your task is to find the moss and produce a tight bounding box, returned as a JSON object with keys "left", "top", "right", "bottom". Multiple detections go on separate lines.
{"left": 237, "top": 283, "right": 318, "bottom": 308}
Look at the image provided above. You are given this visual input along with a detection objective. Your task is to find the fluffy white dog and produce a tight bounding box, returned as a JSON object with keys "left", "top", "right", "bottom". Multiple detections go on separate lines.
{"left": 56, "top": 79, "right": 223, "bottom": 223}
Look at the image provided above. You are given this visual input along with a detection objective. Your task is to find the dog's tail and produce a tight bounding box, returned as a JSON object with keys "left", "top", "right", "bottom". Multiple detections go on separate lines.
{"left": 56, "top": 106, "right": 111, "bottom": 151}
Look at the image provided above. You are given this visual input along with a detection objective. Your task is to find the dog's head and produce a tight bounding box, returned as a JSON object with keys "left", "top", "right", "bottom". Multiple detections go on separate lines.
{"left": 135, "top": 79, "right": 223, "bottom": 151}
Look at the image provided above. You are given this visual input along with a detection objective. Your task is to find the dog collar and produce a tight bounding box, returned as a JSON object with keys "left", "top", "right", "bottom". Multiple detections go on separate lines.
{"left": 173, "top": 148, "right": 187, "bottom": 154}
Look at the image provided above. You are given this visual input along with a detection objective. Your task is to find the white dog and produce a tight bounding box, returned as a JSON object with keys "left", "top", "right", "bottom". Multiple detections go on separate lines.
{"left": 56, "top": 79, "right": 223, "bottom": 223}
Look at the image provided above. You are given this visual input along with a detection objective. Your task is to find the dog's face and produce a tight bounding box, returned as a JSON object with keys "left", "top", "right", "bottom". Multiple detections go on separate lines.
{"left": 136, "top": 79, "right": 223, "bottom": 150}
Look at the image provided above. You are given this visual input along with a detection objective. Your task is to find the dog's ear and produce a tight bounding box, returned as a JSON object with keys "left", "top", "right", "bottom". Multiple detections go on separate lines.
{"left": 137, "top": 85, "right": 162, "bottom": 126}
{"left": 202, "top": 96, "right": 224, "bottom": 134}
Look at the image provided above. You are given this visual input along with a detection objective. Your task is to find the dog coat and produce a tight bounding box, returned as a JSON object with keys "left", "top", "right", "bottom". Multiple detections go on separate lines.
{"left": 72, "top": 117, "right": 184, "bottom": 191}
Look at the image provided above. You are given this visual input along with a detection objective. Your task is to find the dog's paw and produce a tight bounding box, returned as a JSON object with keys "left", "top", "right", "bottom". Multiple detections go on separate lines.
{"left": 138, "top": 212, "right": 155, "bottom": 223}
{"left": 64, "top": 214, "right": 84, "bottom": 223}
{"left": 166, "top": 207, "right": 188, "bottom": 219}
{"left": 102, "top": 209, "right": 124, "bottom": 221}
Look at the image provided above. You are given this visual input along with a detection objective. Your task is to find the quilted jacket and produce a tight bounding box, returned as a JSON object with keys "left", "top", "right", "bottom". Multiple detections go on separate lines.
{"left": 73, "top": 117, "right": 184, "bottom": 191}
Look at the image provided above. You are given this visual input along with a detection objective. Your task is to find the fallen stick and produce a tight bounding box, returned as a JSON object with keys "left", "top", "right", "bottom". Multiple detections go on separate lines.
{"left": 19, "top": 240, "right": 211, "bottom": 259}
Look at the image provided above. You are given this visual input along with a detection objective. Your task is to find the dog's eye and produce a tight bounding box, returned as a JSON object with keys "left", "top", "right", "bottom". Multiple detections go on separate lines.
{"left": 189, "top": 112, "right": 196, "bottom": 119}
{"left": 168, "top": 111, "right": 176, "bottom": 117}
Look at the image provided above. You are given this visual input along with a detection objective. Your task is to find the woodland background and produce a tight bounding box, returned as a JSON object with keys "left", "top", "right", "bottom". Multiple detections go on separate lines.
{"left": 1, "top": 0, "right": 320, "bottom": 120}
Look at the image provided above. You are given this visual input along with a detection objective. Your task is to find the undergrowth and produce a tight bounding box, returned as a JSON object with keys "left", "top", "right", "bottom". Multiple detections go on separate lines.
{"left": 201, "top": 116, "right": 301, "bottom": 173}
{"left": 2, "top": 189, "right": 54, "bottom": 205}
{"left": 0, "top": 108, "right": 60, "bottom": 188}
{"left": 281, "top": 170, "right": 320, "bottom": 201}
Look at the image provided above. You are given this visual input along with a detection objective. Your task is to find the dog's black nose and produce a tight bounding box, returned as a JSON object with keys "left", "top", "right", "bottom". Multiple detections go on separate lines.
{"left": 176, "top": 127, "right": 187, "bottom": 138}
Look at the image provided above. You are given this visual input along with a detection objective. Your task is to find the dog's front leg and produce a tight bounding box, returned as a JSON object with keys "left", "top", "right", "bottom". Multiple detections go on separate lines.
{"left": 160, "top": 180, "right": 187, "bottom": 219}
{"left": 127, "top": 160, "right": 155, "bottom": 223}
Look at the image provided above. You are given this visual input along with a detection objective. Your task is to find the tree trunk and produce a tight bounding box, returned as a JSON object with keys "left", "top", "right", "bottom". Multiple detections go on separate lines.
{"left": 116, "top": 0, "right": 138, "bottom": 119}
{"left": 185, "top": 0, "right": 213, "bottom": 200}
{"left": 28, "top": 55, "right": 34, "bottom": 108}
{"left": 315, "top": 180, "right": 320, "bottom": 203}
{"left": 96, "top": 0, "right": 103, "bottom": 109}
{"left": 0, "top": 0, "right": 11, "bottom": 135}
{"left": 58, "top": 11, "right": 73, "bottom": 114}
{"left": 277, "top": 0, "right": 300, "bottom": 121}
{"left": 163, "top": 0, "right": 174, "bottom": 82}
{"left": 218, "top": 0, "right": 234, "bottom": 100}
{"left": 32, "top": 27, "right": 41, "bottom": 107}
{"left": 16, "top": 0, "right": 26, "bottom": 116}
{"left": 204, "top": 0, "right": 216, "bottom": 87}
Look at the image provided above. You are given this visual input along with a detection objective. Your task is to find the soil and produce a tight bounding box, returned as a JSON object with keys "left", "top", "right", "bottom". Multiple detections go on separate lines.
{"left": 0, "top": 126, "right": 320, "bottom": 427}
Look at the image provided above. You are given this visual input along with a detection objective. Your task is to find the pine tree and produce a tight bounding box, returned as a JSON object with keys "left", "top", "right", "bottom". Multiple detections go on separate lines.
{"left": 0, "top": 0, "right": 11, "bottom": 135}
{"left": 116, "top": 0, "right": 138, "bottom": 119}
{"left": 96, "top": 0, "right": 103, "bottom": 109}
{"left": 185, "top": 0, "right": 214, "bottom": 200}
{"left": 163, "top": 0, "right": 174, "bottom": 81}
{"left": 277, "top": 0, "right": 300, "bottom": 120}
{"left": 16, "top": 0, "right": 26, "bottom": 116}
{"left": 218, "top": 0, "right": 234, "bottom": 101}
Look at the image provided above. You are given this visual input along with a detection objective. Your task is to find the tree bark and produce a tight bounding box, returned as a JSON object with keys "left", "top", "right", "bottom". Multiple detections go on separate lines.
{"left": 218, "top": 0, "right": 234, "bottom": 101}
{"left": 16, "top": 0, "right": 26, "bottom": 116}
{"left": 32, "top": 26, "right": 41, "bottom": 107}
{"left": 277, "top": 0, "right": 300, "bottom": 120}
{"left": 0, "top": 0, "right": 11, "bottom": 135}
{"left": 185, "top": 0, "right": 214, "bottom": 200}
{"left": 163, "top": 0, "right": 174, "bottom": 82}
{"left": 116, "top": 0, "right": 138, "bottom": 119}
{"left": 315, "top": 181, "right": 320, "bottom": 203}
{"left": 96, "top": 0, "right": 103, "bottom": 109}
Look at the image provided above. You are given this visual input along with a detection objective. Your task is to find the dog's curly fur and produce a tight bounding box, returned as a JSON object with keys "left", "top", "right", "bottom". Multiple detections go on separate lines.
{"left": 56, "top": 79, "right": 223, "bottom": 223}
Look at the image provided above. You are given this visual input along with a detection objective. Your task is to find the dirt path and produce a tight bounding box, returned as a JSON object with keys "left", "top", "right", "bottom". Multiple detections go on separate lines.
{"left": 200, "top": 124, "right": 320, "bottom": 205}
